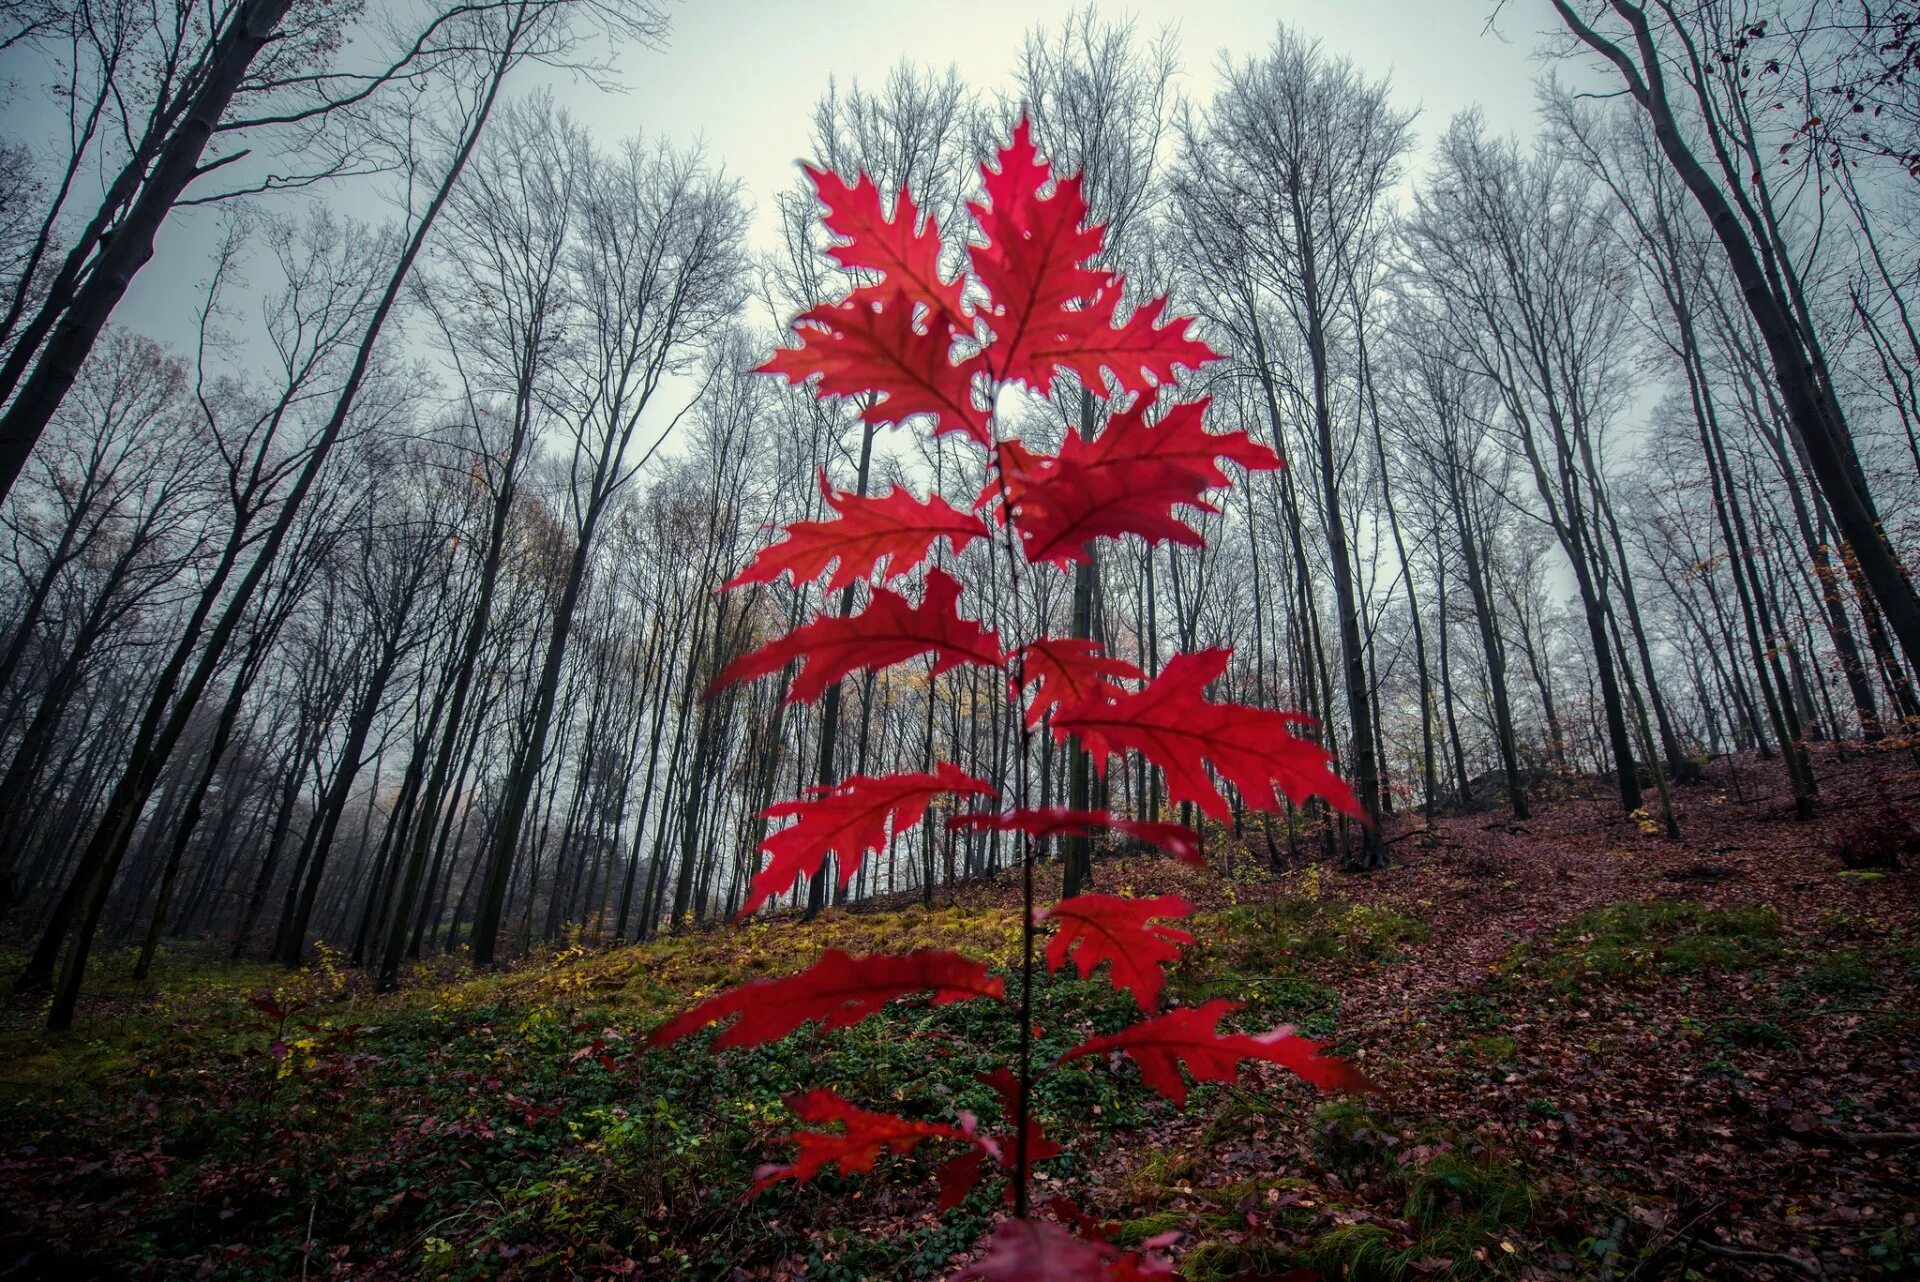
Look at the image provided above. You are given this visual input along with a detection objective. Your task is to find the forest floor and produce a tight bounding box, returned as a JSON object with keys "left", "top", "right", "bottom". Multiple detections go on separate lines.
{"left": 1, "top": 747, "right": 1916, "bottom": 1282}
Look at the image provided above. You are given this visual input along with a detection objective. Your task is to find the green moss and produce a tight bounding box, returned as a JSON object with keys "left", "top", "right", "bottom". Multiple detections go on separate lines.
{"left": 1471, "top": 1034, "right": 1517, "bottom": 1064}
{"left": 1310, "top": 1098, "right": 1397, "bottom": 1182}
{"left": 1805, "top": 949, "right": 1876, "bottom": 996}
{"left": 1108, "top": 1209, "right": 1190, "bottom": 1248}
{"left": 1179, "top": 1237, "right": 1299, "bottom": 1282}
{"left": 1519, "top": 900, "right": 1780, "bottom": 993}
{"left": 1708, "top": 1017, "right": 1792, "bottom": 1049}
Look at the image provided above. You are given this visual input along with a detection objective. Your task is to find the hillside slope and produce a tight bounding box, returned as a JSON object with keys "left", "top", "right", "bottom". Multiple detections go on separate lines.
{"left": 2, "top": 748, "right": 1915, "bottom": 1281}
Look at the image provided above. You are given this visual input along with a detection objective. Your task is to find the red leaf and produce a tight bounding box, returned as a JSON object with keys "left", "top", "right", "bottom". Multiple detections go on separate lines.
{"left": 945, "top": 807, "right": 1201, "bottom": 869}
{"left": 709, "top": 568, "right": 1002, "bottom": 705}
{"left": 1015, "top": 638, "right": 1141, "bottom": 728}
{"left": 938, "top": 1148, "right": 991, "bottom": 1211}
{"left": 1074, "top": 398, "right": 1279, "bottom": 490}
{"left": 1052, "top": 649, "right": 1359, "bottom": 821}
{"left": 808, "top": 167, "right": 969, "bottom": 330}
{"left": 1058, "top": 999, "right": 1372, "bottom": 1106}
{"left": 1042, "top": 894, "right": 1195, "bottom": 1011}
{"left": 991, "top": 399, "right": 1280, "bottom": 566}
{"left": 647, "top": 949, "right": 1004, "bottom": 1051}
{"left": 969, "top": 120, "right": 1112, "bottom": 390}
{"left": 742, "top": 763, "right": 997, "bottom": 919}
{"left": 750, "top": 1089, "right": 969, "bottom": 1195}
{"left": 726, "top": 471, "right": 985, "bottom": 594}
{"left": 966, "top": 119, "right": 1216, "bottom": 397}
{"left": 1227, "top": 1026, "right": 1379, "bottom": 1095}
{"left": 760, "top": 289, "right": 992, "bottom": 447}
{"left": 979, "top": 1065, "right": 1062, "bottom": 1166}
{"left": 953, "top": 1217, "right": 1173, "bottom": 1282}
{"left": 1025, "top": 291, "right": 1221, "bottom": 400}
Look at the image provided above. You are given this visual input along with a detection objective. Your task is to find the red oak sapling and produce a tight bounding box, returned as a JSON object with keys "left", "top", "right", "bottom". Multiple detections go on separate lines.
{"left": 648, "top": 119, "right": 1374, "bottom": 1280}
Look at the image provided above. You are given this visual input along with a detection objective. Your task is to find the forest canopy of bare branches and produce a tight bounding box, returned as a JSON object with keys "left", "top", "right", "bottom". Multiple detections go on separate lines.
{"left": 1, "top": 2, "right": 1917, "bottom": 1277}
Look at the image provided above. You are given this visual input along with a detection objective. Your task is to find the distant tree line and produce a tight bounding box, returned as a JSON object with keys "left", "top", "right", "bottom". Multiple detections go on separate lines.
{"left": 0, "top": 1, "right": 1914, "bottom": 1028}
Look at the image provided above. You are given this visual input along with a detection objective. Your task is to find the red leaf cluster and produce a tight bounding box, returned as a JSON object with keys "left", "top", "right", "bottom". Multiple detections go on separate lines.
{"left": 654, "top": 116, "right": 1374, "bottom": 1277}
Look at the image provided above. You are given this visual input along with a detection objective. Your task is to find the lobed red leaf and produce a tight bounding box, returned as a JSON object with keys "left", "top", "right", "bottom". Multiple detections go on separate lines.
{"left": 808, "top": 167, "right": 968, "bottom": 330}
{"left": 989, "top": 398, "right": 1280, "bottom": 566}
{"left": 742, "top": 763, "right": 996, "bottom": 919}
{"left": 1041, "top": 894, "right": 1195, "bottom": 1011}
{"left": 951, "top": 1216, "right": 1174, "bottom": 1282}
{"left": 751, "top": 1089, "right": 970, "bottom": 1195}
{"left": 1014, "top": 638, "right": 1141, "bottom": 728}
{"left": 726, "top": 473, "right": 985, "bottom": 594}
{"left": 760, "top": 288, "right": 992, "bottom": 447}
{"left": 709, "top": 568, "right": 1002, "bottom": 705}
{"left": 1058, "top": 998, "right": 1373, "bottom": 1107}
{"left": 648, "top": 949, "right": 1004, "bottom": 1051}
{"left": 1052, "top": 649, "right": 1359, "bottom": 821}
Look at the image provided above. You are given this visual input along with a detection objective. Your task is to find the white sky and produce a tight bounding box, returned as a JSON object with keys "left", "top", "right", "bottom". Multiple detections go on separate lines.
{"left": 103, "top": 0, "right": 1566, "bottom": 341}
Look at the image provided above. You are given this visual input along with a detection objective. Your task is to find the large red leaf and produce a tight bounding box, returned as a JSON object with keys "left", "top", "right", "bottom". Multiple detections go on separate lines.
{"left": 1073, "top": 397, "right": 1279, "bottom": 488}
{"left": 726, "top": 472, "right": 985, "bottom": 593}
{"left": 945, "top": 807, "right": 1202, "bottom": 869}
{"left": 808, "top": 167, "right": 968, "bottom": 330}
{"left": 743, "top": 763, "right": 997, "bottom": 919}
{"left": 990, "top": 398, "right": 1282, "bottom": 567}
{"left": 648, "top": 949, "right": 1004, "bottom": 1051}
{"left": 751, "top": 1089, "right": 970, "bottom": 1195}
{"left": 952, "top": 1217, "right": 1173, "bottom": 1282}
{"left": 968, "top": 120, "right": 1111, "bottom": 390}
{"left": 1015, "top": 638, "right": 1141, "bottom": 728}
{"left": 966, "top": 119, "right": 1217, "bottom": 398}
{"left": 1051, "top": 649, "right": 1359, "bottom": 821}
{"left": 710, "top": 568, "right": 1002, "bottom": 705}
{"left": 1058, "top": 998, "right": 1373, "bottom": 1107}
{"left": 1023, "top": 291, "right": 1221, "bottom": 400}
{"left": 760, "top": 288, "right": 992, "bottom": 447}
{"left": 1042, "top": 894, "right": 1195, "bottom": 1011}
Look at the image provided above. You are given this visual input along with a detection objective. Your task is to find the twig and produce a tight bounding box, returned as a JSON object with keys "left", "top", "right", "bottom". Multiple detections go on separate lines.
{"left": 1688, "top": 1238, "right": 1826, "bottom": 1279}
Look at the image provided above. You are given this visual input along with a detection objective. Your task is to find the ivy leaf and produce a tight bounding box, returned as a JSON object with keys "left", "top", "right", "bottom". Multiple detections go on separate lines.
{"left": 750, "top": 1089, "right": 970, "bottom": 1196}
{"left": 944, "top": 807, "right": 1201, "bottom": 868}
{"left": 808, "top": 166, "right": 969, "bottom": 330}
{"left": 1058, "top": 998, "right": 1373, "bottom": 1107}
{"left": 648, "top": 949, "right": 1004, "bottom": 1051}
{"left": 1014, "top": 638, "right": 1142, "bottom": 728}
{"left": 760, "top": 288, "right": 992, "bottom": 446}
{"left": 1042, "top": 894, "right": 1195, "bottom": 1011}
{"left": 710, "top": 568, "right": 1002, "bottom": 705}
{"left": 725, "top": 471, "right": 985, "bottom": 593}
{"left": 742, "top": 763, "right": 997, "bottom": 919}
{"left": 1052, "top": 649, "right": 1359, "bottom": 820}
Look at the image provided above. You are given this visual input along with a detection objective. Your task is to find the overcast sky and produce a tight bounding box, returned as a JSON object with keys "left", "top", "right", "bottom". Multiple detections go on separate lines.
{"left": 87, "top": 0, "right": 1566, "bottom": 344}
